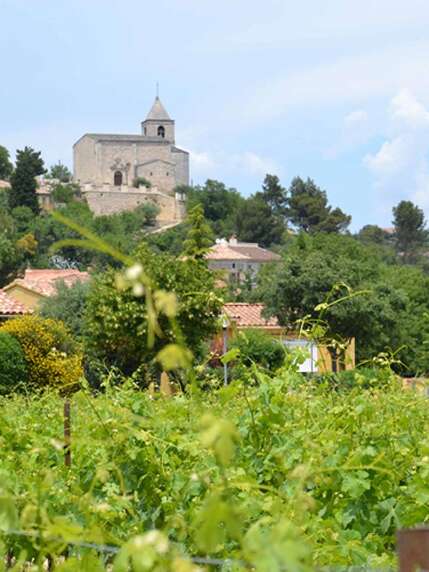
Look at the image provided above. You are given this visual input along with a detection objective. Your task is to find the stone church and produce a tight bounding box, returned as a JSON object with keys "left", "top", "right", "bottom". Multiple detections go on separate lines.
{"left": 73, "top": 97, "right": 189, "bottom": 223}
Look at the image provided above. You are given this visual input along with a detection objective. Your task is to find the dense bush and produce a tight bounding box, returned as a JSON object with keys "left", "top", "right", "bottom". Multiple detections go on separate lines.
{"left": 0, "top": 316, "right": 83, "bottom": 391}
{"left": 230, "top": 328, "right": 285, "bottom": 371}
{"left": 0, "top": 331, "right": 27, "bottom": 394}
{"left": 0, "top": 373, "right": 427, "bottom": 568}
{"left": 84, "top": 244, "right": 223, "bottom": 380}
{"left": 39, "top": 279, "right": 90, "bottom": 339}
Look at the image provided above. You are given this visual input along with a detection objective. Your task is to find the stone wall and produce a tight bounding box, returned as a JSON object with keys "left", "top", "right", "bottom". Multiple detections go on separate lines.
{"left": 82, "top": 185, "right": 185, "bottom": 222}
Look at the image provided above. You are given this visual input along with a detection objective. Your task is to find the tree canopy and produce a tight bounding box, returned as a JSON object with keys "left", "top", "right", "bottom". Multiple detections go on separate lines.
{"left": 286, "top": 177, "right": 351, "bottom": 233}
{"left": 0, "top": 145, "right": 13, "bottom": 180}
{"left": 392, "top": 200, "right": 427, "bottom": 262}
{"left": 9, "top": 147, "right": 45, "bottom": 213}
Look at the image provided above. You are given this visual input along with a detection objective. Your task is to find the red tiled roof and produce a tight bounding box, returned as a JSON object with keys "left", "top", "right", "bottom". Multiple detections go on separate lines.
{"left": 0, "top": 290, "right": 31, "bottom": 316}
{"left": 224, "top": 303, "right": 279, "bottom": 328}
{"left": 4, "top": 269, "right": 90, "bottom": 297}
{"left": 207, "top": 243, "right": 281, "bottom": 262}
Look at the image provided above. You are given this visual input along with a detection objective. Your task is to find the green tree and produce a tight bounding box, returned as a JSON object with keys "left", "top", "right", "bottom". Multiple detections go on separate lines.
{"left": 358, "top": 225, "right": 392, "bottom": 245}
{"left": 39, "top": 280, "right": 90, "bottom": 339}
{"left": 183, "top": 203, "right": 213, "bottom": 260}
{"left": 49, "top": 161, "right": 72, "bottom": 182}
{"left": 286, "top": 177, "right": 350, "bottom": 233}
{"left": 256, "top": 234, "right": 407, "bottom": 363}
{"left": 84, "top": 245, "right": 222, "bottom": 380}
{"left": 9, "top": 147, "right": 45, "bottom": 213}
{"left": 392, "top": 200, "right": 427, "bottom": 262}
{"left": 0, "top": 235, "right": 21, "bottom": 286}
{"left": 261, "top": 174, "right": 288, "bottom": 219}
{"left": 236, "top": 194, "right": 284, "bottom": 247}
{"left": 51, "top": 182, "right": 80, "bottom": 204}
{"left": 186, "top": 180, "right": 245, "bottom": 237}
{"left": 0, "top": 145, "right": 13, "bottom": 180}
{"left": 0, "top": 332, "right": 28, "bottom": 395}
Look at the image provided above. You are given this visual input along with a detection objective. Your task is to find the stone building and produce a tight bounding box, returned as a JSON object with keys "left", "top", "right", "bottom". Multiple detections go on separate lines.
{"left": 206, "top": 237, "right": 281, "bottom": 285}
{"left": 73, "top": 97, "right": 189, "bottom": 223}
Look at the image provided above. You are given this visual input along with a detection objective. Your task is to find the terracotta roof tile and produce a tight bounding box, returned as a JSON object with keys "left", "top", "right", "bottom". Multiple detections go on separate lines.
{"left": 0, "top": 290, "right": 31, "bottom": 315}
{"left": 224, "top": 303, "right": 279, "bottom": 328}
{"left": 5, "top": 269, "right": 90, "bottom": 297}
{"left": 207, "top": 243, "right": 281, "bottom": 262}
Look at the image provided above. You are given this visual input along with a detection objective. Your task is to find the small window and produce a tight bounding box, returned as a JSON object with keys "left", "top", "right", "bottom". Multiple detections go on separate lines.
{"left": 166, "top": 172, "right": 169, "bottom": 176}
{"left": 150, "top": 172, "right": 153, "bottom": 176}
{"left": 232, "top": 263, "right": 236, "bottom": 269}
{"left": 144, "top": 127, "right": 147, "bottom": 135}
{"left": 114, "top": 171, "right": 123, "bottom": 186}
{"left": 157, "top": 125, "right": 165, "bottom": 138}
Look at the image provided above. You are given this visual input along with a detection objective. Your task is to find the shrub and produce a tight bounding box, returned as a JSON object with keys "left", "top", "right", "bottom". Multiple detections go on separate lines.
{"left": 0, "top": 316, "right": 83, "bottom": 392}
{"left": 230, "top": 328, "right": 285, "bottom": 371}
{"left": 132, "top": 176, "right": 152, "bottom": 189}
{"left": 0, "top": 331, "right": 28, "bottom": 394}
{"left": 39, "top": 280, "right": 90, "bottom": 339}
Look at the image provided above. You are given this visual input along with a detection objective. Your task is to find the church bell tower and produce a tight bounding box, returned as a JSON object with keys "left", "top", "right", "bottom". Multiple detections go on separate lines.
{"left": 141, "top": 96, "right": 175, "bottom": 143}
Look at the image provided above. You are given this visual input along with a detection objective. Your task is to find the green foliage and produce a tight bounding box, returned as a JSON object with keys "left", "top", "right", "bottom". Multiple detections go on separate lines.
{"left": 186, "top": 179, "right": 246, "bottom": 237}
{"left": 84, "top": 245, "right": 222, "bottom": 379}
{"left": 0, "top": 332, "right": 27, "bottom": 394}
{"left": 182, "top": 203, "right": 213, "bottom": 260}
{"left": 236, "top": 192, "right": 285, "bottom": 247}
{"left": 357, "top": 224, "right": 393, "bottom": 247}
{"left": 28, "top": 202, "right": 158, "bottom": 269}
{"left": 146, "top": 223, "right": 187, "bottom": 256}
{"left": 230, "top": 328, "right": 285, "bottom": 371}
{"left": 9, "top": 147, "right": 45, "bottom": 214}
{"left": 51, "top": 182, "right": 80, "bottom": 204}
{"left": 287, "top": 177, "right": 351, "bottom": 233}
{"left": 39, "top": 280, "right": 90, "bottom": 339}
{"left": 0, "top": 315, "right": 82, "bottom": 391}
{"left": 392, "top": 200, "right": 427, "bottom": 262}
{"left": 0, "top": 375, "right": 427, "bottom": 568}
{"left": 49, "top": 161, "right": 72, "bottom": 182}
{"left": 257, "top": 233, "right": 409, "bottom": 364}
{"left": 132, "top": 176, "right": 152, "bottom": 188}
{"left": 0, "top": 145, "right": 13, "bottom": 180}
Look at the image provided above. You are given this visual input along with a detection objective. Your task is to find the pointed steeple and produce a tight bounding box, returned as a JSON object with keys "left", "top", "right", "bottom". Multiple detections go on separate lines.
{"left": 145, "top": 96, "right": 171, "bottom": 121}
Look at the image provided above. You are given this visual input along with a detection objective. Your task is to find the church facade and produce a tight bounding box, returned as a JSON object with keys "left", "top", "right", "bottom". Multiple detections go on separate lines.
{"left": 73, "top": 97, "right": 189, "bottom": 223}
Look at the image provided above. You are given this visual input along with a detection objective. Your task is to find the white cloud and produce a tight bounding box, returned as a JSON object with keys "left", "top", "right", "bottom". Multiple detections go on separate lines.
{"left": 344, "top": 110, "right": 368, "bottom": 126}
{"left": 390, "top": 89, "right": 429, "bottom": 127}
{"left": 364, "top": 90, "right": 429, "bottom": 214}
{"left": 189, "top": 150, "right": 216, "bottom": 173}
{"left": 230, "top": 151, "right": 279, "bottom": 176}
{"left": 364, "top": 136, "right": 410, "bottom": 175}
{"left": 188, "top": 149, "right": 280, "bottom": 181}
{"left": 236, "top": 41, "right": 429, "bottom": 124}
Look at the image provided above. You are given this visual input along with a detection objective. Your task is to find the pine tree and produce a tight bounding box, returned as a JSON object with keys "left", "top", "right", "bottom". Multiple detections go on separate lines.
{"left": 0, "top": 146, "right": 13, "bottom": 180}
{"left": 9, "top": 147, "right": 45, "bottom": 213}
{"left": 393, "top": 200, "right": 427, "bottom": 262}
{"left": 183, "top": 203, "right": 214, "bottom": 260}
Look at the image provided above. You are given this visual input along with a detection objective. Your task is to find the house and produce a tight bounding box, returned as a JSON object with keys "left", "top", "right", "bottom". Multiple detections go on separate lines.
{"left": 3, "top": 269, "right": 90, "bottom": 311}
{"left": 0, "top": 290, "right": 32, "bottom": 320}
{"left": 206, "top": 237, "right": 281, "bottom": 285}
{"left": 221, "top": 302, "right": 355, "bottom": 373}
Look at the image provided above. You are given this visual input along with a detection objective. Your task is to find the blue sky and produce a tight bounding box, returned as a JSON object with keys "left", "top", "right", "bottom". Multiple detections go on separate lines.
{"left": 2, "top": 0, "right": 429, "bottom": 230}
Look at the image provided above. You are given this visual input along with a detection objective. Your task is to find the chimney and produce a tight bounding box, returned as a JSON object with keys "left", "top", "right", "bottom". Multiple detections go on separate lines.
{"left": 229, "top": 235, "right": 238, "bottom": 246}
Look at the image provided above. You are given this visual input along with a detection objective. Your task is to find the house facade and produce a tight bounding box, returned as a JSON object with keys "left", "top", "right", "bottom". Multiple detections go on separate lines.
{"left": 3, "top": 269, "right": 90, "bottom": 311}
{"left": 222, "top": 302, "right": 355, "bottom": 373}
{"left": 206, "top": 237, "right": 281, "bottom": 285}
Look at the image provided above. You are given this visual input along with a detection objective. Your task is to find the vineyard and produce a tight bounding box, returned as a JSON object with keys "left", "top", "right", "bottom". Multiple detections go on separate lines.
{"left": 0, "top": 370, "right": 428, "bottom": 570}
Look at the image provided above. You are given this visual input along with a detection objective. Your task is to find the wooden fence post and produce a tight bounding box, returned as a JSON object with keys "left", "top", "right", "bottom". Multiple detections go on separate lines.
{"left": 64, "top": 398, "right": 71, "bottom": 467}
{"left": 397, "top": 527, "right": 429, "bottom": 572}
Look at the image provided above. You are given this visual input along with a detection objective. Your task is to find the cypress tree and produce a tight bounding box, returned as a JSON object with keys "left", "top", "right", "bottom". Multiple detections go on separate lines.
{"left": 9, "top": 147, "right": 45, "bottom": 214}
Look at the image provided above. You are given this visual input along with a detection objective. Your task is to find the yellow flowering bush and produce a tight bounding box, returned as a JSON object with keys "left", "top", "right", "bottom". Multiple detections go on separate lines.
{"left": 0, "top": 315, "right": 83, "bottom": 392}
